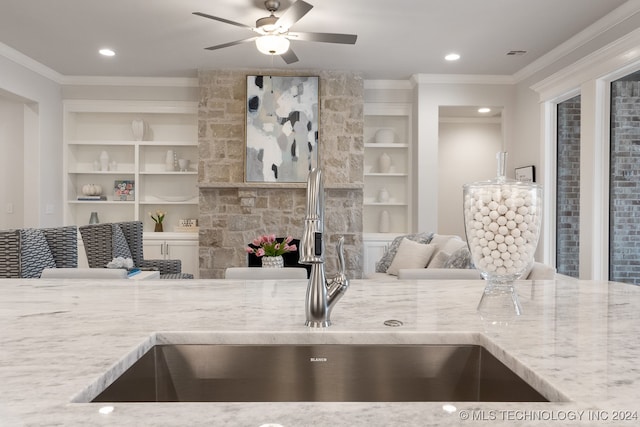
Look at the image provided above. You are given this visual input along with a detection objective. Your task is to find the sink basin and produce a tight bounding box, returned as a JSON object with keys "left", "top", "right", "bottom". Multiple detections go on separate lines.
{"left": 92, "top": 344, "right": 548, "bottom": 402}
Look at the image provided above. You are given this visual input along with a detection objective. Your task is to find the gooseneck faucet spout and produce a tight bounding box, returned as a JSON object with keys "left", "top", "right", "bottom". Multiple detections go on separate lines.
{"left": 299, "top": 168, "right": 349, "bottom": 328}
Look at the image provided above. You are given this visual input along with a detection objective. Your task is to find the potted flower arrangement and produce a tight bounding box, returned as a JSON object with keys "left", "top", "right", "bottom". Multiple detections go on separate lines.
{"left": 246, "top": 234, "right": 297, "bottom": 268}
{"left": 149, "top": 210, "right": 166, "bottom": 232}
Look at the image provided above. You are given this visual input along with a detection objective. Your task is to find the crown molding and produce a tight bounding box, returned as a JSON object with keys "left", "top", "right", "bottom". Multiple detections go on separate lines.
{"left": 58, "top": 75, "right": 199, "bottom": 87}
{"left": 363, "top": 80, "right": 412, "bottom": 90}
{"left": 439, "top": 117, "right": 502, "bottom": 124}
{"left": 0, "top": 42, "right": 64, "bottom": 83}
{"left": 0, "top": 42, "right": 198, "bottom": 87}
{"left": 531, "top": 27, "right": 640, "bottom": 101}
{"left": 514, "top": 0, "right": 640, "bottom": 83}
{"left": 410, "top": 74, "right": 515, "bottom": 85}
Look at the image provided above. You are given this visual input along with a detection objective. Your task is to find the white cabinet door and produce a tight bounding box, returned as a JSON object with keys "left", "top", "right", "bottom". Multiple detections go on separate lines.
{"left": 164, "top": 240, "right": 199, "bottom": 278}
{"left": 143, "top": 240, "right": 165, "bottom": 260}
{"left": 143, "top": 233, "right": 199, "bottom": 278}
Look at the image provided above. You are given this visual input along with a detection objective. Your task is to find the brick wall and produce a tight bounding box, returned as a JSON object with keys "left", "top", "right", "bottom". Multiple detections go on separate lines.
{"left": 609, "top": 76, "right": 640, "bottom": 284}
{"left": 556, "top": 95, "right": 581, "bottom": 278}
{"left": 197, "top": 70, "right": 364, "bottom": 279}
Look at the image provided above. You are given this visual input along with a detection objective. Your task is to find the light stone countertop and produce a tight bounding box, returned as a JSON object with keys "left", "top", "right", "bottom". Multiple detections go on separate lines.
{"left": 1, "top": 277, "right": 639, "bottom": 426}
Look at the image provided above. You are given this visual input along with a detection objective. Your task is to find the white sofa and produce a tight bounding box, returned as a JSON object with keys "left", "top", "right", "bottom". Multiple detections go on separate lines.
{"left": 367, "top": 232, "right": 556, "bottom": 281}
{"left": 392, "top": 262, "right": 556, "bottom": 280}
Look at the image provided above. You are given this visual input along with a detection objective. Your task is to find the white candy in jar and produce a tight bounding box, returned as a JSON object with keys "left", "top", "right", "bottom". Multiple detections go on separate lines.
{"left": 464, "top": 184, "right": 540, "bottom": 276}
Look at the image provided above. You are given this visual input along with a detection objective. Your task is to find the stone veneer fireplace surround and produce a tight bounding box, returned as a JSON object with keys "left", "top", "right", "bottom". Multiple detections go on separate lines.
{"left": 197, "top": 70, "right": 364, "bottom": 279}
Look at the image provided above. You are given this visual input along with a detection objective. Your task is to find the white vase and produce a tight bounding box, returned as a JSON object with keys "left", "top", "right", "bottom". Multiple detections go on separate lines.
{"left": 262, "top": 255, "right": 284, "bottom": 268}
{"left": 99, "top": 151, "right": 109, "bottom": 172}
{"left": 178, "top": 158, "right": 190, "bottom": 172}
{"left": 165, "top": 150, "right": 175, "bottom": 171}
{"left": 132, "top": 119, "right": 145, "bottom": 141}
{"left": 379, "top": 210, "right": 390, "bottom": 233}
{"left": 378, "top": 187, "right": 390, "bottom": 203}
{"left": 378, "top": 152, "right": 391, "bottom": 173}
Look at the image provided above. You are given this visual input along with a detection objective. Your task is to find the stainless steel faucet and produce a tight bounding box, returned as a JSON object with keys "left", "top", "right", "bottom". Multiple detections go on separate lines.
{"left": 299, "top": 167, "right": 349, "bottom": 328}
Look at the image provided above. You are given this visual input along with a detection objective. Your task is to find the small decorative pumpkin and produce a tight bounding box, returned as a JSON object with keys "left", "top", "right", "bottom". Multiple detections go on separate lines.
{"left": 82, "top": 184, "right": 102, "bottom": 196}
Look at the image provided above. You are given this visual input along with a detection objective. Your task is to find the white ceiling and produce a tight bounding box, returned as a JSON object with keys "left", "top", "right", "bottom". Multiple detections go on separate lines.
{"left": 0, "top": 0, "right": 631, "bottom": 80}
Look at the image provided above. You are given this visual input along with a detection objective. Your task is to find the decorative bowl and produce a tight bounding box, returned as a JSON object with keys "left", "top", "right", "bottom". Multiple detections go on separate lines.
{"left": 374, "top": 128, "right": 395, "bottom": 144}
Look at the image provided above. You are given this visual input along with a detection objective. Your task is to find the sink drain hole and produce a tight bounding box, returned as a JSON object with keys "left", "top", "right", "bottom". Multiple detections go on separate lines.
{"left": 384, "top": 319, "right": 404, "bottom": 327}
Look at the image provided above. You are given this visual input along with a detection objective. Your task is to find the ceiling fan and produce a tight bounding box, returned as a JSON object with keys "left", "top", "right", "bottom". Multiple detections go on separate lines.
{"left": 193, "top": 0, "right": 357, "bottom": 64}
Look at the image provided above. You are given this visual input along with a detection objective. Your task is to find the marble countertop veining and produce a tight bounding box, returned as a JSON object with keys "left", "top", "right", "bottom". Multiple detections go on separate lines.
{"left": 1, "top": 277, "right": 639, "bottom": 426}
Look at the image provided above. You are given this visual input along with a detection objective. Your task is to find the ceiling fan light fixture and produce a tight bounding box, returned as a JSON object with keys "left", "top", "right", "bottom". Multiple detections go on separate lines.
{"left": 256, "top": 35, "right": 290, "bottom": 55}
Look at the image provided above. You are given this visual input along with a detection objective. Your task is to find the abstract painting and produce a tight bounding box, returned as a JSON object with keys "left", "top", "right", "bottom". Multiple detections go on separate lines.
{"left": 245, "top": 75, "right": 319, "bottom": 182}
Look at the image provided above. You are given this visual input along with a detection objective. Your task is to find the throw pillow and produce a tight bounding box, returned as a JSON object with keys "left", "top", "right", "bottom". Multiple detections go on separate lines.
{"left": 444, "top": 246, "right": 473, "bottom": 269}
{"left": 19, "top": 228, "right": 56, "bottom": 278}
{"left": 428, "top": 234, "right": 467, "bottom": 267}
{"left": 386, "top": 239, "right": 436, "bottom": 276}
{"left": 375, "top": 231, "right": 434, "bottom": 273}
{"left": 428, "top": 250, "right": 451, "bottom": 268}
{"left": 112, "top": 225, "right": 133, "bottom": 261}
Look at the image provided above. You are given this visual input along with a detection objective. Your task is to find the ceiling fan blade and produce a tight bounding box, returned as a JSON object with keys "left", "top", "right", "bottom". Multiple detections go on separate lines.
{"left": 193, "top": 12, "right": 253, "bottom": 30}
{"left": 288, "top": 32, "right": 357, "bottom": 44}
{"left": 276, "top": 0, "right": 313, "bottom": 29}
{"left": 281, "top": 48, "right": 299, "bottom": 64}
{"left": 205, "top": 37, "right": 258, "bottom": 51}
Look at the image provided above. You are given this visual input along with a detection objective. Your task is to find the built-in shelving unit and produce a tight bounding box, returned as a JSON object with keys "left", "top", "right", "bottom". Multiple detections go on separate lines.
{"left": 63, "top": 100, "right": 200, "bottom": 277}
{"left": 362, "top": 102, "right": 413, "bottom": 276}
{"left": 63, "top": 100, "right": 199, "bottom": 229}
{"left": 363, "top": 103, "right": 412, "bottom": 235}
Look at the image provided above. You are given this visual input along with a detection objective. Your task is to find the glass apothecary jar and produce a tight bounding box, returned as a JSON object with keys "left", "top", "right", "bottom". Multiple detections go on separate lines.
{"left": 463, "top": 152, "right": 543, "bottom": 315}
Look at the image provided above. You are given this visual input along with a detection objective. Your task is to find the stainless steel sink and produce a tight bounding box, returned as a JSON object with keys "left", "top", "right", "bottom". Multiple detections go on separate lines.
{"left": 92, "top": 344, "right": 548, "bottom": 402}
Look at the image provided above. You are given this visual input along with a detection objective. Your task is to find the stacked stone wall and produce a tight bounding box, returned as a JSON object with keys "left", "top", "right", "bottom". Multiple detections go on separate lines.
{"left": 197, "top": 70, "right": 364, "bottom": 279}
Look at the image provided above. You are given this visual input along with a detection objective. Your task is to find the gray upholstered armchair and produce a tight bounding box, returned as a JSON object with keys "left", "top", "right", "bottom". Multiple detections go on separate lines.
{"left": 0, "top": 225, "right": 78, "bottom": 278}
{"left": 79, "top": 221, "right": 193, "bottom": 279}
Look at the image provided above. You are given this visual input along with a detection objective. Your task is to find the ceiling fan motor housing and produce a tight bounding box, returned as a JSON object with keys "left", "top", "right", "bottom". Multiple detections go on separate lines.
{"left": 264, "top": 0, "right": 281, "bottom": 13}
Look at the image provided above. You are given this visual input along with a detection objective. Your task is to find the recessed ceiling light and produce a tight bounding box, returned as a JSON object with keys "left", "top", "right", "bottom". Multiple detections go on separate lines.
{"left": 445, "top": 53, "right": 460, "bottom": 61}
{"left": 99, "top": 48, "right": 115, "bottom": 57}
{"left": 478, "top": 107, "right": 491, "bottom": 113}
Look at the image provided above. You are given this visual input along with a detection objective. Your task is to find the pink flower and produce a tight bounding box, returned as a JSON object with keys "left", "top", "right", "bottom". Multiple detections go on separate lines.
{"left": 247, "top": 234, "right": 296, "bottom": 257}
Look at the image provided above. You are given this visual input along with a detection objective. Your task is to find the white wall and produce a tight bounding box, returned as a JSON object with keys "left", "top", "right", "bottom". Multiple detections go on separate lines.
{"left": 0, "top": 98, "right": 24, "bottom": 228}
{"left": 410, "top": 79, "right": 516, "bottom": 234}
{"left": 438, "top": 120, "right": 502, "bottom": 237}
{"left": 0, "top": 51, "right": 62, "bottom": 227}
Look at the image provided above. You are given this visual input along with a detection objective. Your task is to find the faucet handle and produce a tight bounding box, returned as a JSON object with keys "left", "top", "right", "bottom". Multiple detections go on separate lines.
{"left": 336, "top": 236, "right": 345, "bottom": 275}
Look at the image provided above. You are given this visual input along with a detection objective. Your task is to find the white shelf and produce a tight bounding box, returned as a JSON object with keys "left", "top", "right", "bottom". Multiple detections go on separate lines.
{"left": 67, "top": 140, "right": 137, "bottom": 146}
{"left": 364, "top": 173, "right": 408, "bottom": 177}
{"left": 139, "top": 171, "right": 197, "bottom": 175}
{"left": 364, "top": 202, "right": 408, "bottom": 206}
{"left": 364, "top": 143, "right": 409, "bottom": 148}
{"left": 69, "top": 200, "right": 135, "bottom": 205}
